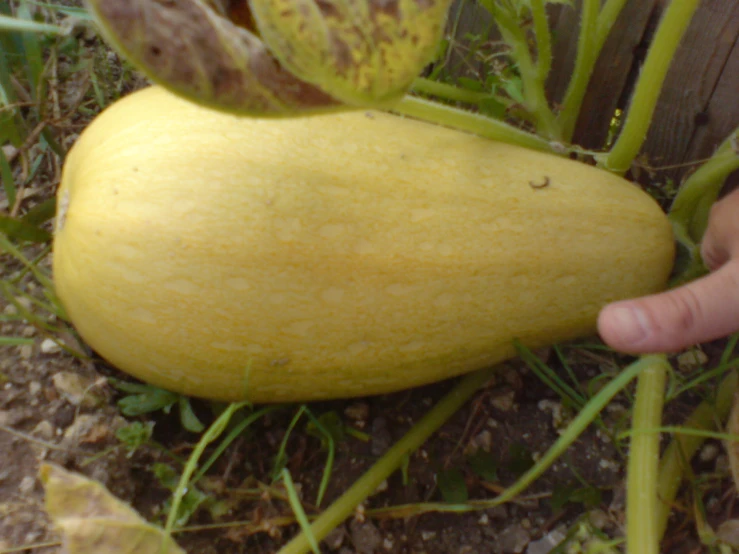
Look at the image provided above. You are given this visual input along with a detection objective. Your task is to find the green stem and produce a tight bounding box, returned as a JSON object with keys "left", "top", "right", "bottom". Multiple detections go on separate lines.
{"left": 557, "top": 0, "right": 600, "bottom": 141}
{"left": 481, "top": 1, "right": 560, "bottom": 139}
{"left": 411, "top": 78, "right": 493, "bottom": 105}
{"left": 392, "top": 95, "right": 556, "bottom": 153}
{"left": 531, "top": 0, "right": 552, "bottom": 82}
{"left": 277, "top": 366, "right": 499, "bottom": 554}
{"left": 602, "top": 0, "right": 700, "bottom": 174}
{"left": 165, "top": 401, "right": 250, "bottom": 535}
{"left": 626, "top": 355, "right": 669, "bottom": 554}
{"left": 656, "top": 371, "right": 738, "bottom": 540}
{"left": 669, "top": 128, "right": 739, "bottom": 242}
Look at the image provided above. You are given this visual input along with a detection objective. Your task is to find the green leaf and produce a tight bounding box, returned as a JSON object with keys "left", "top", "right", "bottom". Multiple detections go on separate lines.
{"left": 21, "top": 197, "right": 56, "bottom": 226}
{"left": 506, "top": 443, "right": 535, "bottom": 476}
{"left": 0, "top": 214, "right": 52, "bottom": 243}
{"left": 115, "top": 383, "right": 179, "bottom": 417}
{"left": 178, "top": 396, "right": 205, "bottom": 433}
{"left": 250, "top": 0, "right": 455, "bottom": 107}
{"left": 115, "top": 421, "right": 154, "bottom": 453}
{"left": 436, "top": 468, "right": 469, "bottom": 503}
{"left": 550, "top": 483, "right": 602, "bottom": 513}
{"left": 467, "top": 450, "right": 499, "bottom": 482}
{"left": 306, "top": 411, "right": 345, "bottom": 447}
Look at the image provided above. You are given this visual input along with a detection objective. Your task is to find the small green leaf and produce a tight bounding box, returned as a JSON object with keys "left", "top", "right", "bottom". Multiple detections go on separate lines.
{"left": 115, "top": 421, "right": 154, "bottom": 453}
{"left": 0, "top": 215, "right": 52, "bottom": 243}
{"left": 506, "top": 443, "right": 535, "bottom": 476}
{"left": 436, "top": 468, "right": 469, "bottom": 503}
{"left": 178, "top": 396, "right": 205, "bottom": 433}
{"left": 306, "top": 411, "right": 345, "bottom": 447}
{"left": 115, "top": 382, "right": 179, "bottom": 417}
{"left": 550, "top": 483, "right": 602, "bottom": 513}
{"left": 22, "top": 197, "right": 56, "bottom": 226}
{"left": 467, "top": 450, "right": 499, "bottom": 482}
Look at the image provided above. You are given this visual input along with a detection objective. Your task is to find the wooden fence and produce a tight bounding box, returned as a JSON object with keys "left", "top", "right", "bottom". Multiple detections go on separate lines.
{"left": 443, "top": 0, "right": 739, "bottom": 187}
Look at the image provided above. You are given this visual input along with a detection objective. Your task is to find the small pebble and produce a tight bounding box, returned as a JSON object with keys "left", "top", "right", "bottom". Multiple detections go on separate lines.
{"left": 19, "top": 476, "right": 36, "bottom": 494}
{"left": 40, "top": 338, "right": 61, "bottom": 354}
{"left": 699, "top": 443, "right": 720, "bottom": 462}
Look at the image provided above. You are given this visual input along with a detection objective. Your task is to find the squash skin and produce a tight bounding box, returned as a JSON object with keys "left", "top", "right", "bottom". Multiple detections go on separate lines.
{"left": 53, "top": 86, "right": 675, "bottom": 402}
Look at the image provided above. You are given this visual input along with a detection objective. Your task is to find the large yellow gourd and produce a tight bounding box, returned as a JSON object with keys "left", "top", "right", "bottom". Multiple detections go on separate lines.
{"left": 53, "top": 86, "right": 674, "bottom": 403}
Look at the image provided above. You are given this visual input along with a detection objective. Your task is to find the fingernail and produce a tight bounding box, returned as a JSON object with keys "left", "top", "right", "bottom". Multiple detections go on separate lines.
{"left": 607, "top": 305, "right": 651, "bottom": 346}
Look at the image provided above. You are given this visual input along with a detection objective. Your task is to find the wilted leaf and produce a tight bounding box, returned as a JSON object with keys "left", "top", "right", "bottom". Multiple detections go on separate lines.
{"left": 251, "top": 0, "right": 454, "bottom": 106}
{"left": 86, "top": 0, "right": 452, "bottom": 113}
{"left": 40, "top": 463, "right": 185, "bottom": 554}
{"left": 85, "top": 0, "right": 341, "bottom": 116}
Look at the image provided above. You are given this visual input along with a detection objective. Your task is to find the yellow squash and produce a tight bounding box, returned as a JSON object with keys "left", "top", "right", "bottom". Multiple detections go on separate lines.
{"left": 53, "top": 86, "right": 674, "bottom": 403}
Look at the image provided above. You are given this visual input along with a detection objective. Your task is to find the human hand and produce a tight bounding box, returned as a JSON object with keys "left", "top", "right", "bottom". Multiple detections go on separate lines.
{"left": 598, "top": 186, "right": 739, "bottom": 354}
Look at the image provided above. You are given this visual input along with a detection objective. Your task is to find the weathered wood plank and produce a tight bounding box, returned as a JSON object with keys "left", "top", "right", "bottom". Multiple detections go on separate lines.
{"left": 640, "top": 0, "right": 739, "bottom": 178}
{"left": 554, "top": 0, "right": 659, "bottom": 150}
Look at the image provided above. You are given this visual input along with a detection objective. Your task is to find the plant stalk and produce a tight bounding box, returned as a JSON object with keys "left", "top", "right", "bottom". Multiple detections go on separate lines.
{"left": 277, "top": 366, "right": 499, "bottom": 554}
{"left": 411, "top": 78, "right": 493, "bottom": 105}
{"left": 392, "top": 95, "right": 556, "bottom": 153}
{"left": 480, "top": 0, "right": 560, "bottom": 139}
{"left": 603, "top": 0, "right": 700, "bottom": 174}
{"left": 626, "top": 355, "right": 669, "bottom": 554}
{"left": 531, "top": 0, "right": 552, "bottom": 82}
{"left": 669, "top": 128, "right": 739, "bottom": 242}
{"left": 557, "top": 0, "right": 600, "bottom": 141}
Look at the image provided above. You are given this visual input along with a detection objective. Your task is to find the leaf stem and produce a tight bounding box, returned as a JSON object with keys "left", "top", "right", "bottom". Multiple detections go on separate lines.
{"left": 411, "top": 78, "right": 493, "bottom": 105}
{"left": 480, "top": 1, "right": 560, "bottom": 139}
{"left": 602, "top": 0, "right": 700, "bottom": 174}
{"left": 277, "top": 366, "right": 499, "bottom": 554}
{"left": 557, "top": 0, "right": 600, "bottom": 141}
{"left": 669, "top": 128, "right": 739, "bottom": 242}
{"left": 392, "top": 95, "right": 556, "bottom": 153}
{"left": 530, "top": 0, "right": 552, "bottom": 82}
{"left": 626, "top": 355, "right": 669, "bottom": 554}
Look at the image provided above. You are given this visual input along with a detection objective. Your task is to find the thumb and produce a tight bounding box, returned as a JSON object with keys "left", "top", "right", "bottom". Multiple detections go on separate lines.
{"left": 597, "top": 260, "right": 739, "bottom": 353}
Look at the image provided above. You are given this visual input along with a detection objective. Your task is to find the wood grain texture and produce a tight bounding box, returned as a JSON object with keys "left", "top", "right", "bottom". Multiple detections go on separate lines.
{"left": 641, "top": 0, "right": 739, "bottom": 180}
{"left": 565, "top": 0, "right": 658, "bottom": 150}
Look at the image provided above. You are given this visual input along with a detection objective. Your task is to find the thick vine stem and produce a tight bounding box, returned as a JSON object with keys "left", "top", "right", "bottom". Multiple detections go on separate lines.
{"left": 393, "top": 95, "right": 557, "bottom": 154}
{"left": 480, "top": 0, "right": 560, "bottom": 140}
{"left": 557, "top": 0, "right": 600, "bottom": 141}
{"left": 669, "top": 128, "right": 739, "bottom": 242}
{"left": 411, "top": 78, "right": 497, "bottom": 106}
{"left": 277, "top": 366, "right": 500, "bottom": 554}
{"left": 602, "top": 0, "right": 700, "bottom": 175}
{"left": 626, "top": 355, "right": 669, "bottom": 554}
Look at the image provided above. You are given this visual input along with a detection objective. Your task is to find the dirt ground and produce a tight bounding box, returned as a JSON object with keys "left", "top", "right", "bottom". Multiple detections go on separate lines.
{"left": 1, "top": 7, "right": 736, "bottom": 554}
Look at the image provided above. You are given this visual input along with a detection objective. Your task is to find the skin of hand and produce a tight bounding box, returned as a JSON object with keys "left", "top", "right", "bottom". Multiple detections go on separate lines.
{"left": 598, "top": 186, "right": 739, "bottom": 354}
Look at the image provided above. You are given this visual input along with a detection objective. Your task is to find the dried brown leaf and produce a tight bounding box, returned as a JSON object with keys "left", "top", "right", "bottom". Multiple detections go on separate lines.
{"left": 40, "top": 463, "right": 185, "bottom": 554}
{"left": 85, "top": 0, "right": 341, "bottom": 116}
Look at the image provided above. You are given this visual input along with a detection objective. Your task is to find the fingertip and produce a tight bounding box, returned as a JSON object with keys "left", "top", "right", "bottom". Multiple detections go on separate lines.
{"left": 598, "top": 302, "right": 655, "bottom": 354}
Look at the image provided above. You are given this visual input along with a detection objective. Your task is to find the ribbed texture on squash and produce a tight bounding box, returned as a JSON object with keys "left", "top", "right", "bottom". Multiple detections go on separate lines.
{"left": 53, "top": 87, "right": 675, "bottom": 402}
